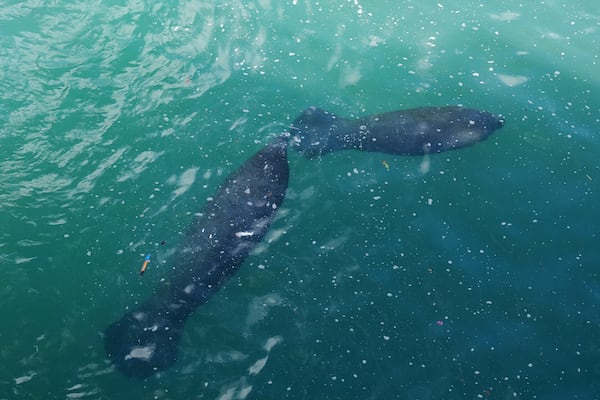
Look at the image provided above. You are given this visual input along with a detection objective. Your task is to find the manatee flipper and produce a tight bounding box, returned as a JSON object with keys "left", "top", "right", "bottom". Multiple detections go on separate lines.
{"left": 104, "top": 137, "right": 289, "bottom": 378}
{"left": 291, "top": 106, "right": 504, "bottom": 158}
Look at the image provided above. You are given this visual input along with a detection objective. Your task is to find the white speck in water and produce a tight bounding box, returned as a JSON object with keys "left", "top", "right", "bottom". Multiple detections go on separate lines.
{"left": 235, "top": 231, "right": 255, "bottom": 238}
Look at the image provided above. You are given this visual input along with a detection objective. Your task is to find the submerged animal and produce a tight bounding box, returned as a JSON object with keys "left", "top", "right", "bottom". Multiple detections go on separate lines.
{"left": 104, "top": 106, "right": 504, "bottom": 378}
{"left": 291, "top": 106, "right": 503, "bottom": 158}
{"left": 104, "top": 137, "right": 289, "bottom": 378}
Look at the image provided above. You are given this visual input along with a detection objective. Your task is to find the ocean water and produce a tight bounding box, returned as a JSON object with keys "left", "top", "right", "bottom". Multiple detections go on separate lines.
{"left": 1, "top": 0, "right": 599, "bottom": 399}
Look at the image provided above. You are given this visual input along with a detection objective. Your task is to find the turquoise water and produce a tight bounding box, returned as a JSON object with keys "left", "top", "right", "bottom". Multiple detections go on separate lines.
{"left": 1, "top": 0, "right": 599, "bottom": 398}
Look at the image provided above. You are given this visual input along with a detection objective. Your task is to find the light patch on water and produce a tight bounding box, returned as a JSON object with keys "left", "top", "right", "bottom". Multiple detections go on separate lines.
{"left": 184, "top": 284, "right": 195, "bottom": 294}
{"left": 132, "top": 312, "right": 147, "bottom": 321}
{"left": 249, "top": 336, "right": 282, "bottom": 375}
{"left": 66, "top": 383, "right": 83, "bottom": 391}
{"left": 245, "top": 294, "right": 283, "bottom": 331}
{"left": 191, "top": 45, "right": 232, "bottom": 99}
{"left": 161, "top": 127, "right": 174, "bottom": 137}
{"left": 75, "top": 147, "right": 126, "bottom": 193}
{"left": 264, "top": 335, "right": 282, "bottom": 352}
{"left": 166, "top": 174, "right": 178, "bottom": 185}
{"left": 497, "top": 73, "right": 528, "bottom": 87}
{"left": 124, "top": 344, "right": 156, "bottom": 361}
{"left": 339, "top": 64, "right": 362, "bottom": 88}
{"left": 210, "top": 350, "right": 248, "bottom": 364}
{"left": 117, "top": 150, "right": 165, "bottom": 183}
{"left": 365, "top": 35, "right": 385, "bottom": 47}
{"left": 65, "top": 382, "right": 100, "bottom": 400}
{"left": 229, "top": 116, "right": 247, "bottom": 131}
{"left": 216, "top": 378, "right": 253, "bottom": 400}
{"left": 251, "top": 226, "right": 287, "bottom": 255}
{"left": 419, "top": 153, "right": 431, "bottom": 174}
{"left": 248, "top": 357, "right": 268, "bottom": 375}
{"left": 15, "top": 174, "right": 73, "bottom": 199}
{"left": 300, "top": 185, "right": 315, "bottom": 200}
{"left": 265, "top": 227, "right": 286, "bottom": 243}
{"left": 326, "top": 43, "right": 342, "bottom": 72}
{"left": 17, "top": 239, "right": 44, "bottom": 247}
{"left": 543, "top": 31, "right": 563, "bottom": 40}
{"left": 416, "top": 57, "right": 433, "bottom": 73}
{"left": 489, "top": 11, "right": 521, "bottom": 21}
{"left": 15, "top": 257, "right": 37, "bottom": 264}
{"left": 214, "top": 335, "right": 282, "bottom": 400}
{"left": 319, "top": 235, "right": 349, "bottom": 253}
{"left": 171, "top": 167, "right": 199, "bottom": 199}
{"left": 14, "top": 372, "right": 36, "bottom": 385}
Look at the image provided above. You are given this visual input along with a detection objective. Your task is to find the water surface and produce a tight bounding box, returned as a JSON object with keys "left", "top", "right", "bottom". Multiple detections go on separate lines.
{"left": 1, "top": 1, "right": 599, "bottom": 399}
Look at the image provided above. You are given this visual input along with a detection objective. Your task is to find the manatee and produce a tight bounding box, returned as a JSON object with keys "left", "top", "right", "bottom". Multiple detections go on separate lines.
{"left": 291, "top": 106, "right": 504, "bottom": 158}
{"left": 104, "top": 137, "right": 289, "bottom": 378}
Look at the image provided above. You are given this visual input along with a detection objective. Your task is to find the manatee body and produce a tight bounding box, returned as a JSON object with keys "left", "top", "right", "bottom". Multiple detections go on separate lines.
{"left": 291, "top": 106, "right": 504, "bottom": 158}
{"left": 104, "top": 137, "right": 289, "bottom": 378}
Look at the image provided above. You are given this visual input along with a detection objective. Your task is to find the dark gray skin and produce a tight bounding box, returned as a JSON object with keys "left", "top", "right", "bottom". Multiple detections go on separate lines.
{"left": 104, "top": 137, "right": 289, "bottom": 378}
{"left": 291, "top": 106, "right": 504, "bottom": 158}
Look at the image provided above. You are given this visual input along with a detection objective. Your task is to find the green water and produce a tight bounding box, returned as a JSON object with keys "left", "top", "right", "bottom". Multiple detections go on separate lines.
{"left": 1, "top": 0, "right": 599, "bottom": 399}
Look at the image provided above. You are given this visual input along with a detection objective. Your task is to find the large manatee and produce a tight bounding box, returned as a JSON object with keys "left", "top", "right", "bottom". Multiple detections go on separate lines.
{"left": 104, "top": 137, "right": 289, "bottom": 378}
{"left": 291, "top": 106, "right": 504, "bottom": 158}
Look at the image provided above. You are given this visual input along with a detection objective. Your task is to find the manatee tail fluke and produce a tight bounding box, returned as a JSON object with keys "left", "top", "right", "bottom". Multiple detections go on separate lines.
{"left": 291, "top": 107, "right": 348, "bottom": 158}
